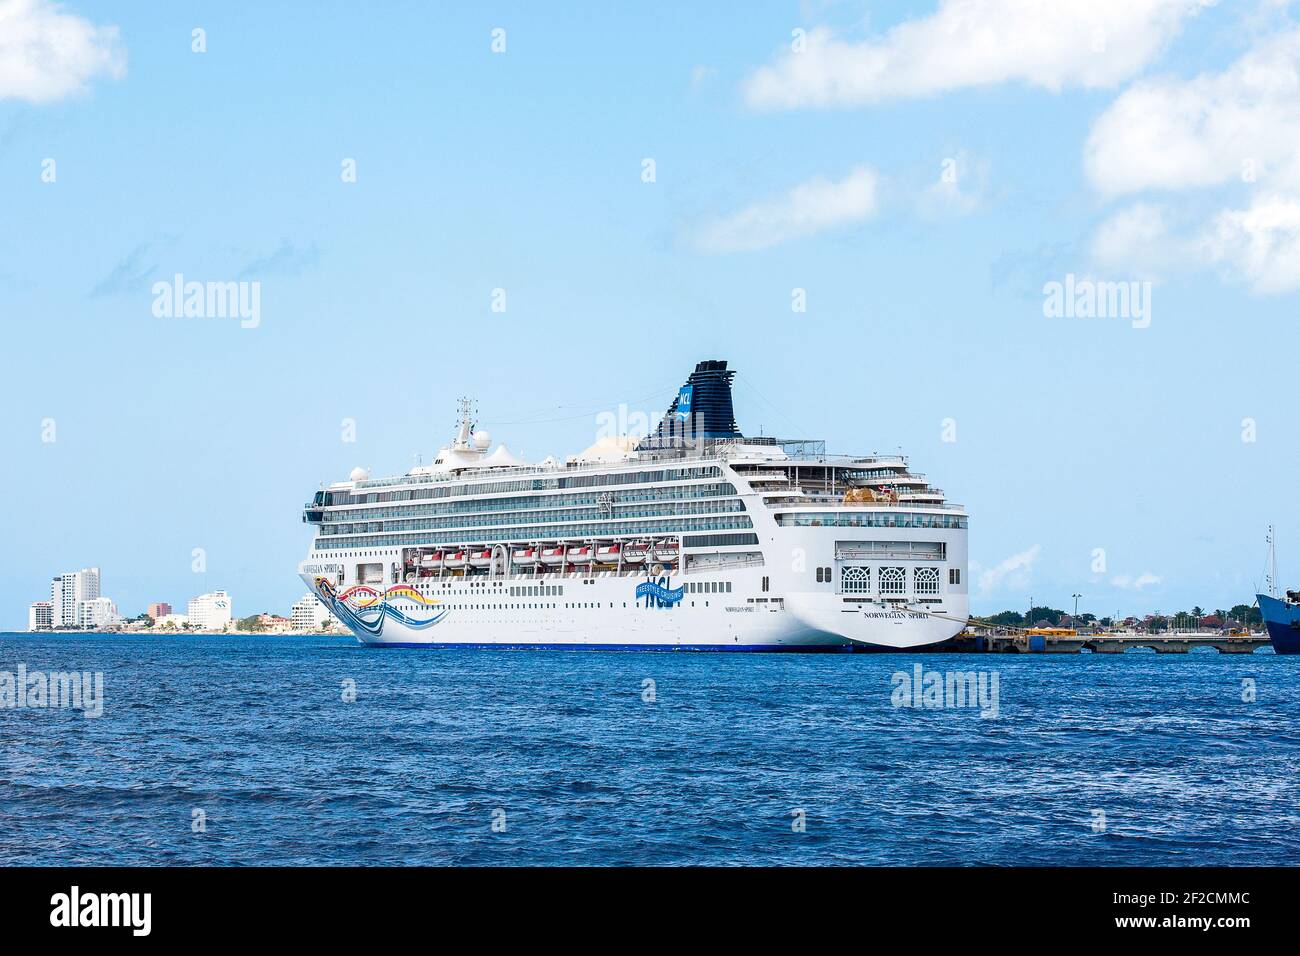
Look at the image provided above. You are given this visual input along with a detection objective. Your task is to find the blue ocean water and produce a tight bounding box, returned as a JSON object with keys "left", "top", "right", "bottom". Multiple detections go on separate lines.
{"left": 0, "top": 633, "right": 1296, "bottom": 866}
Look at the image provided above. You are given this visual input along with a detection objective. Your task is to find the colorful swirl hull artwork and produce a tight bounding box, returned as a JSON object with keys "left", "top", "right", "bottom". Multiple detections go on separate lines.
{"left": 314, "top": 579, "right": 449, "bottom": 637}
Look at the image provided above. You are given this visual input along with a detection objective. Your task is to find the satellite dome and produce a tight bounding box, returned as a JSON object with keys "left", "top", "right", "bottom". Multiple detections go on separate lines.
{"left": 472, "top": 430, "right": 491, "bottom": 451}
{"left": 349, "top": 466, "right": 370, "bottom": 482}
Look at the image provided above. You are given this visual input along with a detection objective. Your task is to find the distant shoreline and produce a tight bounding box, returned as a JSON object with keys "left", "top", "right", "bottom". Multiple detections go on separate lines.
{"left": 5, "top": 630, "right": 349, "bottom": 638}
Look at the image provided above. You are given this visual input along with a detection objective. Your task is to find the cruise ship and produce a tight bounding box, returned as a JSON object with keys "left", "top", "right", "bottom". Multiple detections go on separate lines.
{"left": 298, "top": 360, "right": 969, "bottom": 650}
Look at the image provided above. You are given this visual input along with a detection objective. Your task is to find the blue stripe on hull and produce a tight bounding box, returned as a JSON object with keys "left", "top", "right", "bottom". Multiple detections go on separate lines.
{"left": 1258, "top": 594, "right": 1300, "bottom": 655}
{"left": 356, "top": 641, "right": 860, "bottom": 652}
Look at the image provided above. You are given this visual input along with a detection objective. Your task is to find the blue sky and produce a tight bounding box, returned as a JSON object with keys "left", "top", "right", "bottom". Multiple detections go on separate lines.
{"left": 2, "top": 0, "right": 1298, "bottom": 628}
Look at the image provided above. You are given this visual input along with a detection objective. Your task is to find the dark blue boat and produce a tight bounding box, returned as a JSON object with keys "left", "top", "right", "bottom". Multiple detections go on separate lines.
{"left": 1257, "top": 593, "right": 1300, "bottom": 655}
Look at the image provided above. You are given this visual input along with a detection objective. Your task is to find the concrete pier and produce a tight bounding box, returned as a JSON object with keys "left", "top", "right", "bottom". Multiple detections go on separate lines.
{"left": 942, "top": 630, "right": 1269, "bottom": 654}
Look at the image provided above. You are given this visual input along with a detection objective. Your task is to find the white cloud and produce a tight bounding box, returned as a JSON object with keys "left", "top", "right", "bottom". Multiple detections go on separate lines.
{"left": 1085, "top": 29, "right": 1300, "bottom": 293}
{"left": 975, "top": 544, "right": 1040, "bottom": 594}
{"left": 0, "top": 0, "right": 125, "bottom": 103}
{"left": 1091, "top": 194, "right": 1300, "bottom": 294}
{"left": 692, "top": 166, "right": 878, "bottom": 253}
{"left": 1202, "top": 193, "right": 1300, "bottom": 294}
{"left": 1085, "top": 28, "right": 1300, "bottom": 197}
{"left": 742, "top": 1, "right": 1211, "bottom": 110}
{"left": 1110, "top": 572, "right": 1162, "bottom": 589}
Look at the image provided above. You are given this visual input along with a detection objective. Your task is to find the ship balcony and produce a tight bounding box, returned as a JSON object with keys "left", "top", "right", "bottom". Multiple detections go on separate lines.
{"left": 842, "top": 455, "right": 908, "bottom": 469}
{"left": 859, "top": 473, "right": 928, "bottom": 486}
{"left": 765, "top": 494, "right": 961, "bottom": 511}
{"left": 898, "top": 488, "right": 945, "bottom": 500}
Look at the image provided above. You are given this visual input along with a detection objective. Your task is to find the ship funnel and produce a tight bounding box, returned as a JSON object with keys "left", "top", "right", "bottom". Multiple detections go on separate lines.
{"left": 637, "top": 359, "right": 743, "bottom": 451}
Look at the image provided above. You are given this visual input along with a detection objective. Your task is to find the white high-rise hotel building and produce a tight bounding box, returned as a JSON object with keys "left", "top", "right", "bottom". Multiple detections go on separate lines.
{"left": 187, "top": 590, "right": 233, "bottom": 631}
{"left": 51, "top": 567, "right": 100, "bottom": 626}
{"left": 291, "top": 593, "right": 334, "bottom": 631}
{"left": 77, "top": 598, "right": 119, "bottom": 628}
{"left": 28, "top": 602, "right": 53, "bottom": 630}
{"left": 32, "top": 567, "right": 119, "bottom": 630}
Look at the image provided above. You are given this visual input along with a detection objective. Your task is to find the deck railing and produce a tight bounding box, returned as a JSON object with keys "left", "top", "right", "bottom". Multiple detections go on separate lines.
{"left": 340, "top": 446, "right": 914, "bottom": 491}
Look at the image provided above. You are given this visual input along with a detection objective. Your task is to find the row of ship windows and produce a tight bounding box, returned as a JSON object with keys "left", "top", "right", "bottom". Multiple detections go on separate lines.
{"left": 319, "top": 482, "right": 739, "bottom": 522}
{"left": 314, "top": 535, "right": 758, "bottom": 561}
{"left": 686, "top": 581, "right": 732, "bottom": 593}
{"left": 428, "top": 600, "right": 795, "bottom": 613}
{"left": 315, "top": 533, "right": 761, "bottom": 563}
{"left": 840, "top": 565, "right": 943, "bottom": 595}
{"left": 416, "top": 588, "right": 561, "bottom": 597}
{"left": 842, "top": 469, "right": 909, "bottom": 480}
{"left": 323, "top": 466, "right": 725, "bottom": 506}
{"left": 443, "top": 603, "right": 685, "bottom": 611}
{"left": 316, "top": 516, "right": 755, "bottom": 550}
{"left": 371, "top": 583, "right": 569, "bottom": 596}
{"left": 320, "top": 498, "right": 745, "bottom": 536}
{"left": 776, "top": 512, "right": 968, "bottom": 529}
{"left": 508, "top": 585, "right": 564, "bottom": 597}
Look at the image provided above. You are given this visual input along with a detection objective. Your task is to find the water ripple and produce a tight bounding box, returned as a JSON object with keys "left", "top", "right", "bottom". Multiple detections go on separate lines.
{"left": 0, "top": 634, "right": 1296, "bottom": 865}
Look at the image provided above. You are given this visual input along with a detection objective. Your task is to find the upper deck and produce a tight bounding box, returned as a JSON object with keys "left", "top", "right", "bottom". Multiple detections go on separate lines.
{"left": 302, "top": 360, "right": 964, "bottom": 552}
{"left": 306, "top": 443, "right": 961, "bottom": 515}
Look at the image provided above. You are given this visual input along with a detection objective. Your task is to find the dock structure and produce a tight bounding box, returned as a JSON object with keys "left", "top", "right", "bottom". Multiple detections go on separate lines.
{"left": 946, "top": 629, "right": 1269, "bottom": 654}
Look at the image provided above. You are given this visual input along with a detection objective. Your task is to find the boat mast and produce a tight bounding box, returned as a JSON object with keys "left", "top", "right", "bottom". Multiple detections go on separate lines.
{"left": 453, "top": 397, "right": 475, "bottom": 450}
{"left": 1267, "top": 525, "right": 1278, "bottom": 598}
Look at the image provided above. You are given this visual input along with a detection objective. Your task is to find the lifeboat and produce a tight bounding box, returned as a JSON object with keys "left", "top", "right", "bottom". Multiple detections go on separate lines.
{"left": 540, "top": 547, "right": 567, "bottom": 566}
{"left": 420, "top": 551, "right": 445, "bottom": 570}
{"left": 651, "top": 540, "right": 679, "bottom": 564}
{"left": 468, "top": 548, "right": 493, "bottom": 569}
{"left": 596, "top": 544, "right": 620, "bottom": 563}
{"left": 567, "top": 546, "right": 593, "bottom": 564}
{"left": 623, "top": 541, "right": 649, "bottom": 564}
{"left": 444, "top": 550, "right": 468, "bottom": 570}
{"left": 512, "top": 548, "right": 538, "bottom": 565}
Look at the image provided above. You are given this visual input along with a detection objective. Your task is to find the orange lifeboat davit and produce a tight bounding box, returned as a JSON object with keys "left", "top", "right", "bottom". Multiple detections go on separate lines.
{"left": 623, "top": 541, "right": 649, "bottom": 564}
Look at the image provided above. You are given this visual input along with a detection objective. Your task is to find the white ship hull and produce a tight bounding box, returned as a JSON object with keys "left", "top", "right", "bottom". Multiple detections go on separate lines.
{"left": 298, "top": 551, "right": 967, "bottom": 651}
